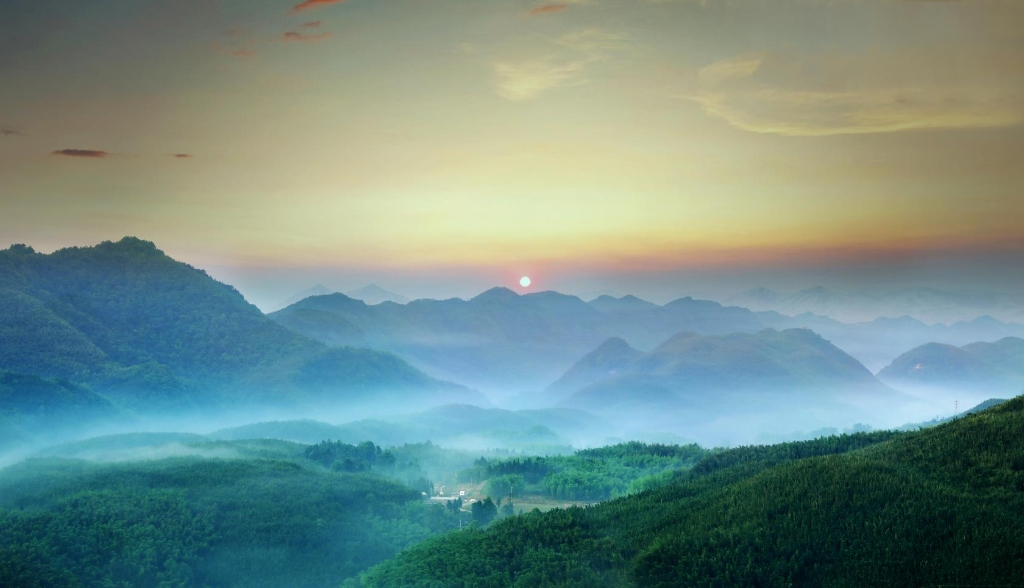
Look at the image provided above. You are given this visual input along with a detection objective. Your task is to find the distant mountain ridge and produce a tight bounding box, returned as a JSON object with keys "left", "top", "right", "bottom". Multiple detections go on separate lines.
{"left": 759, "top": 311, "right": 1024, "bottom": 372}
{"left": 878, "top": 337, "right": 1024, "bottom": 395}
{"left": 271, "top": 287, "right": 767, "bottom": 395}
{"left": 273, "top": 284, "right": 1024, "bottom": 396}
{"left": 727, "top": 286, "right": 1024, "bottom": 324}
{"left": 546, "top": 328, "right": 904, "bottom": 440}
{"left": 346, "top": 284, "right": 408, "bottom": 305}
{"left": 275, "top": 283, "right": 408, "bottom": 311}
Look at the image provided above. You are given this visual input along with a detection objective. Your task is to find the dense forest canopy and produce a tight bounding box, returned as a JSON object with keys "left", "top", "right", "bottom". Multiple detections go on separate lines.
{"left": 355, "top": 397, "right": 1024, "bottom": 587}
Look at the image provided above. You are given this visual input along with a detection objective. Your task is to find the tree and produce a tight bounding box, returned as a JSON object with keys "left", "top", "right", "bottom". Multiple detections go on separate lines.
{"left": 500, "top": 500, "right": 515, "bottom": 518}
{"left": 471, "top": 497, "right": 497, "bottom": 526}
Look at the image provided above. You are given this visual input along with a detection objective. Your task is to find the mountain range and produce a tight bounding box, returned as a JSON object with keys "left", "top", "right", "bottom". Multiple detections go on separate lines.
{"left": 4, "top": 236, "right": 1020, "bottom": 452}
{"left": 275, "top": 284, "right": 408, "bottom": 310}
{"left": 727, "top": 286, "right": 1024, "bottom": 324}
{"left": 546, "top": 329, "right": 903, "bottom": 438}
{"left": 759, "top": 312, "right": 1024, "bottom": 372}
{"left": 272, "top": 285, "right": 1024, "bottom": 395}
{"left": 270, "top": 289, "right": 769, "bottom": 395}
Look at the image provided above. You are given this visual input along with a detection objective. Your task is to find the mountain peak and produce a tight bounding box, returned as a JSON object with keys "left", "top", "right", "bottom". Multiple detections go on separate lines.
{"left": 98, "top": 236, "right": 164, "bottom": 256}
{"left": 346, "top": 284, "right": 408, "bottom": 305}
{"left": 3, "top": 244, "right": 36, "bottom": 255}
{"left": 595, "top": 336, "right": 636, "bottom": 354}
{"left": 472, "top": 286, "right": 519, "bottom": 302}
{"left": 588, "top": 294, "right": 657, "bottom": 313}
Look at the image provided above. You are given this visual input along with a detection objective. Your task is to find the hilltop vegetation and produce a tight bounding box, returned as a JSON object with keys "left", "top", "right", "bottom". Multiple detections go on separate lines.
{"left": 356, "top": 397, "right": 1024, "bottom": 587}
{"left": 458, "top": 442, "right": 707, "bottom": 502}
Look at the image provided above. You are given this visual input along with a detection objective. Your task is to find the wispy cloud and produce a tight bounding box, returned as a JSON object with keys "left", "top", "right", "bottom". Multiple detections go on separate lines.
{"left": 1, "top": 126, "right": 25, "bottom": 137}
{"left": 170, "top": 153, "right": 192, "bottom": 159}
{"left": 686, "top": 52, "right": 1024, "bottom": 136}
{"left": 290, "top": 0, "right": 347, "bottom": 14}
{"left": 300, "top": 20, "right": 322, "bottom": 27}
{"left": 52, "top": 149, "right": 109, "bottom": 158}
{"left": 494, "top": 58, "right": 589, "bottom": 101}
{"left": 281, "top": 30, "right": 332, "bottom": 42}
{"left": 493, "top": 28, "right": 629, "bottom": 101}
{"left": 530, "top": 4, "right": 568, "bottom": 15}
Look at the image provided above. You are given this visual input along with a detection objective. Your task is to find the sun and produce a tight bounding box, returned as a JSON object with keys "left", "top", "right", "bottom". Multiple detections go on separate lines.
{"left": 519, "top": 276, "right": 531, "bottom": 288}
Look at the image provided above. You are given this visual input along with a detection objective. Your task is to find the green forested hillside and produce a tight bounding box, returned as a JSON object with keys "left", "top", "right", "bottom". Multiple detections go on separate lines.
{"left": 356, "top": 397, "right": 1024, "bottom": 587}
{"left": 0, "top": 371, "right": 121, "bottom": 453}
{"left": 0, "top": 238, "right": 477, "bottom": 416}
{"left": 457, "top": 442, "right": 707, "bottom": 501}
{"left": 0, "top": 371, "right": 115, "bottom": 419}
{"left": 0, "top": 441, "right": 463, "bottom": 588}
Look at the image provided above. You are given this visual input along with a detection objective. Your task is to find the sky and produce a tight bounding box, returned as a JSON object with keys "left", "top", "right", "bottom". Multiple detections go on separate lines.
{"left": 1, "top": 0, "right": 1023, "bottom": 309}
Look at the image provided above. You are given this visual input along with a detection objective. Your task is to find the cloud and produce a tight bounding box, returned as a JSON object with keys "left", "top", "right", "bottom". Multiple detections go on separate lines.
{"left": 492, "top": 29, "right": 629, "bottom": 101}
{"left": 281, "top": 30, "right": 332, "bottom": 42}
{"left": 687, "top": 52, "right": 1024, "bottom": 136}
{"left": 1, "top": 126, "right": 25, "bottom": 137}
{"left": 530, "top": 4, "right": 568, "bottom": 15}
{"left": 494, "top": 58, "right": 589, "bottom": 101}
{"left": 170, "top": 153, "right": 192, "bottom": 158}
{"left": 52, "top": 149, "right": 109, "bottom": 158}
{"left": 300, "top": 20, "right": 322, "bottom": 27}
{"left": 290, "top": 0, "right": 347, "bottom": 14}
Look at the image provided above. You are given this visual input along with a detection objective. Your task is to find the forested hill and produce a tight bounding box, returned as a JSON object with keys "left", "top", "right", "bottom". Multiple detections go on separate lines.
{"left": 879, "top": 336, "right": 1024, "bottom": 394}
{"left": 356, "top": 396, "right": 1024, "bottom": 587}
{"left": 0, "top": 238, "right": 477, "bottom": 413}
{"left": 553, "top": 328, "right": 898, "bottom": 421}
{"left": 0, "top": 438, "right": 465, "bottom": 587}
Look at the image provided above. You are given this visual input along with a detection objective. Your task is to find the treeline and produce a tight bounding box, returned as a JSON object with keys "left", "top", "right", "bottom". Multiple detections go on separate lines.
{"left": 458, "top": 441, "right": 707, "bottom": 501}
{"left": 352, "top": 398, "right": 1024, "bottom": 587}
{"left": 304, "top": 439, "right": 397, "bottom": 472}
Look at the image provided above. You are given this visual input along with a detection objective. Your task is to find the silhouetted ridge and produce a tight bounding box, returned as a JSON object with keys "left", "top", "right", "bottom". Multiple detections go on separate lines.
{"left": 471, "top": 286, "right": 519, "bottom": 302}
